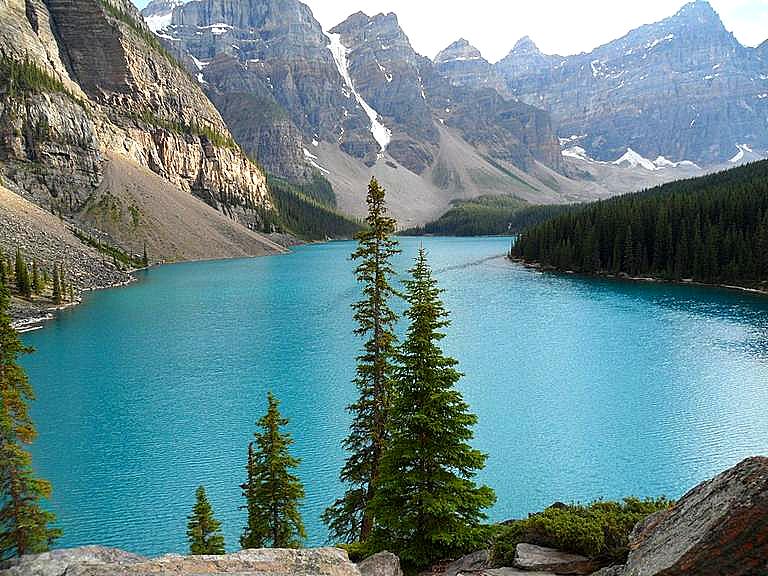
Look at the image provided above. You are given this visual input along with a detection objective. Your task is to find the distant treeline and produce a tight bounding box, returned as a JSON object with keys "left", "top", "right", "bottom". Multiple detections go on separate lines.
{"left": 511, "top": 161, "right": 768, "bottom": 287}
{"left": 403, "top": 196, "right": 572, "bottom": 237}
{"left": 267, "top": 176, "right": 361, "bottom": 240}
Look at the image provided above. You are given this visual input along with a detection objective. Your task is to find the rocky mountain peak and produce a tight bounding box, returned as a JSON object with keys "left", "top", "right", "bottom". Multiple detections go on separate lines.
{"left": 510, "top": 35, "right": 542, "bottom": 56}
{"left": 435, "top": 38, "right": 484, "bottom": 64}
{"left": 434, "top": 38, "right": 511, "bottom": 96}
{"left": 674, "top": 0, "right": 721, "bottom": 24}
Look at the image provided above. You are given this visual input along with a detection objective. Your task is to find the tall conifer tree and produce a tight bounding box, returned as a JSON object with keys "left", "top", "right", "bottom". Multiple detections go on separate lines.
{"left": 14, "top": 249, "right": 30, "bottom": 298}
{"left": 31, "top": 262, "right": 41, "bottom": 296}
{"left": 0, "top": 281, "right": 60, "bottom": 560}
{"left": 52, "top": 264, "right": 62, "bottom": 305}
{"left": 240, "top": 392, "right": 305, "bottom": 549}
{"left": 369, "top": 248, "right": 495, "bottom": 568}
{"left": 323, "top": 178, "right": 400, "bottom": 543}
{"left": 186, "top": 485, "right": 225, "bottom": 555}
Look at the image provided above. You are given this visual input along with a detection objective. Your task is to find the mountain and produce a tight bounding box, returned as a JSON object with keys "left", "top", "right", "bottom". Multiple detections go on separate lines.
{"left": 155, "top": 0, "right": 382, "bottom": 179}
{"left": 0, "top": 0, "right": 287, "bottom": 268}
{"left": 143, "top": 0, "right": 687, "bottom": 226}
{"left": 434, "top": 38, "right": 509, "bottom": 97}
{"left": 496, "top": 1, "right": 768, "bottom": 165}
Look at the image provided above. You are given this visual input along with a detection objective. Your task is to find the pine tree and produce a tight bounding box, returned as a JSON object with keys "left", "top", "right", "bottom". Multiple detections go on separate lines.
{"left": 52, "top": 264, "right": 62, "bottom": 305}
{"left": 14, "top": 249, "right": 31, "bottom": 298}
{"left": 0, "top": 281, "right": 61, "bottom": 560}
{"left": 323, "top": 178, "right": 401, "bottom": 543}
{"left": 369, "top": 248, "right": 495, "bottom": 568}
{"left": 0, "top": 250, "right": 6, "bottom": 288}
{"left": 31, "top": 261, "right": 41, "bottom": 295}
{"left": 186, "top": 486, "right": 225, "bottom": 555}
{"left": 240, "top": 392, "right": 305, "bottom": 549}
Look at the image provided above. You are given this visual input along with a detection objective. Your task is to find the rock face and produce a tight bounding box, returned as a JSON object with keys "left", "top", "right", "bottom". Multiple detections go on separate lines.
{"left": 0, "top": 0, "right": 280, "bottom": 265}
{"left": 2, "top": 547, "right": 360, "bottom": 576}
{"left": 496, "top": 1, "right": 768, "bottom": 164}
{"left": 614, "top": 456, "right": 768, "bottom": 576}
{"left": 153, "top": 0, "right": 378, "bottom": 175}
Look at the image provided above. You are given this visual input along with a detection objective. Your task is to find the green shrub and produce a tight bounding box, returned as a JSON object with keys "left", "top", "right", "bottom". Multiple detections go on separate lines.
{"left": 490, "top": 497, "right": 673, "bottom": 567}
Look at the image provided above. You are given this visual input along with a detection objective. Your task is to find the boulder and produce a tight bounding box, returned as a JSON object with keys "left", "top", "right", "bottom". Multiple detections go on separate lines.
{"left": 442, "top": 550, "right": 489, "bottom": 576}
{"left": 3, "top": 547, "right": 361, "bottom": 576}
{"left": 513, "top": 544, "right": 596, "bottom": 575}
{"left": 618, "top": 456, "right": 768, "bottom": 576}
{"left": 357, "top": 551, "right": 403, "bottom": 576}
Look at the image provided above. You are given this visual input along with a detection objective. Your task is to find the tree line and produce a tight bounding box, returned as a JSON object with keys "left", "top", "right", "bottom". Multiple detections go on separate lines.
{"left": 404, "top": 196, "right": 572, "bottom": 237}
{"left": 0, "top": 248, "right": 75, "bottom": 305}
{"left": 510, "top": 160, "right": 768, "bottom": 286}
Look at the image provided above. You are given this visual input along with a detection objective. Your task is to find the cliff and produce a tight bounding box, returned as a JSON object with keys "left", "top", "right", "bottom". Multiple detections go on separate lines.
{"left": 0, "top": 0, "right": 283, "bottom": 268}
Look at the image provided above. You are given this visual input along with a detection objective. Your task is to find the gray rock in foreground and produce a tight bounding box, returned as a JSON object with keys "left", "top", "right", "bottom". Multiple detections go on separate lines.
{"left": 513, "top": 544, "right": 596, "bottom": 575}
{"left": 2, "top": 547, "right": 360, "bottom": 576}
{"left": 442, "top": 550, "right": 489, "bottom": 576}
{"left": 357, "top": 552, "right": 402, "bottom": 576}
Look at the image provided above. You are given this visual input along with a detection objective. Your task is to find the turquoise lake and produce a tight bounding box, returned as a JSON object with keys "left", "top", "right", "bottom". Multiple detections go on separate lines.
{"left": 21, "top": 236, "right": 768, "bottom": 555}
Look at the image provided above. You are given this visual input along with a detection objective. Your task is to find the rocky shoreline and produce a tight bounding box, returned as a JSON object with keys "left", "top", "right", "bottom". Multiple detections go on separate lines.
{"left": 3, "top": 457, "right": 767, "bottom": 576}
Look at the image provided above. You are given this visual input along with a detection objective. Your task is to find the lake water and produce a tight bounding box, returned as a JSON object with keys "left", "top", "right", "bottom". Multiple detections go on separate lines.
{"left": 21, "top": 236, "right": 768, "bottom": 556}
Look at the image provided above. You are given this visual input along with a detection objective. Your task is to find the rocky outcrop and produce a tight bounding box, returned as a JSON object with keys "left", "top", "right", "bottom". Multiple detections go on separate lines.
{"left": 495, "top": 1, "right": 768, "bottom": 164}
{"left": 2, "top": 547, "right": 360, "bottom": 576}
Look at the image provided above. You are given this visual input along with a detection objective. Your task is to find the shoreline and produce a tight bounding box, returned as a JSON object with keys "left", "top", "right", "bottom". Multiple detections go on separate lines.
{"left": 10, "top": 235, "right": 302, "bottom": 333}
{"left": 508, "top": 256, "right": 768, "bottom": 298}
{"left": 11, "top": 276, "right": 138, "bottom": 333}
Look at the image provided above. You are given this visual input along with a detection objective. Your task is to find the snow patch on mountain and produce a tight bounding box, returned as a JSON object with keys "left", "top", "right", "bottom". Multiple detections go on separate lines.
{"left": 303, "top": 147, "right": 330, "bottom": 174}
{"left": 613, "top": 148, "right": 658, "bottom": 171}
{"left": 141, "top": 0, "right": 187, "bottom": 32}
{"left": 729, "top": 143, "right": 762, "bottom": 164}
{"left": 145, "top": 12, "right": 172, "bottom": 32}
{"left": 327, "top": 33, "right": 391, "bottom": 153}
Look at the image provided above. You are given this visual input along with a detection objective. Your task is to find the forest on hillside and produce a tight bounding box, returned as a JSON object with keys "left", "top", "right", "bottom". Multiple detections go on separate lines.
{"left": 510, "top": 161, "right": 768, "bottom": 287}
{"left": 404, "top": 196, "right": 572, "bottom": 237}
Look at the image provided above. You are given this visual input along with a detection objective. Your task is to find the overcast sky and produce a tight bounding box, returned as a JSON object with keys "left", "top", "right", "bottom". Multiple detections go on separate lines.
{"left": 133, "top": 0, "right": 768, "bottom": 62}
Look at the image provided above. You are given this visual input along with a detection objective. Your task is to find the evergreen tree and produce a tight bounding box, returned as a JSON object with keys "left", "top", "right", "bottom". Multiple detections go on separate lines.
{"left": 510, "top": 159, "right": 768, "bottom": 287}
{"left": 52, "top": 264, "right": 62, "bottom": 305}
{"left": 0, "top": 281, "right": 60, "bottom": 560}
{"left": 186, "top": 486, "right": 225, "bottom": 555}
{"left": 369, "top": 248, "right": 495, "bottom": 568}
{"left": 0, "top": 250, "right": 6, "bottom": 288}
{"left": 14, "top": 249, "right": 31, "bottom": 298}
{"left": 240, "top": 392, "right": 305, "bottom": 549}
{"left": 142, "top": 243, "right": 149, "bottom": 268}
{"left": 323, "top": 178, "right": 401, "bottom": 543}
{"left": 31, "top": 262, "right": 41, "bottom": 296}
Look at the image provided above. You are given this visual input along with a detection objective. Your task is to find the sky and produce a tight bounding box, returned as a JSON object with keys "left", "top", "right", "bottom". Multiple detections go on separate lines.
{"left": 132, "top": 0, "right": 768, "bottom": 62}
